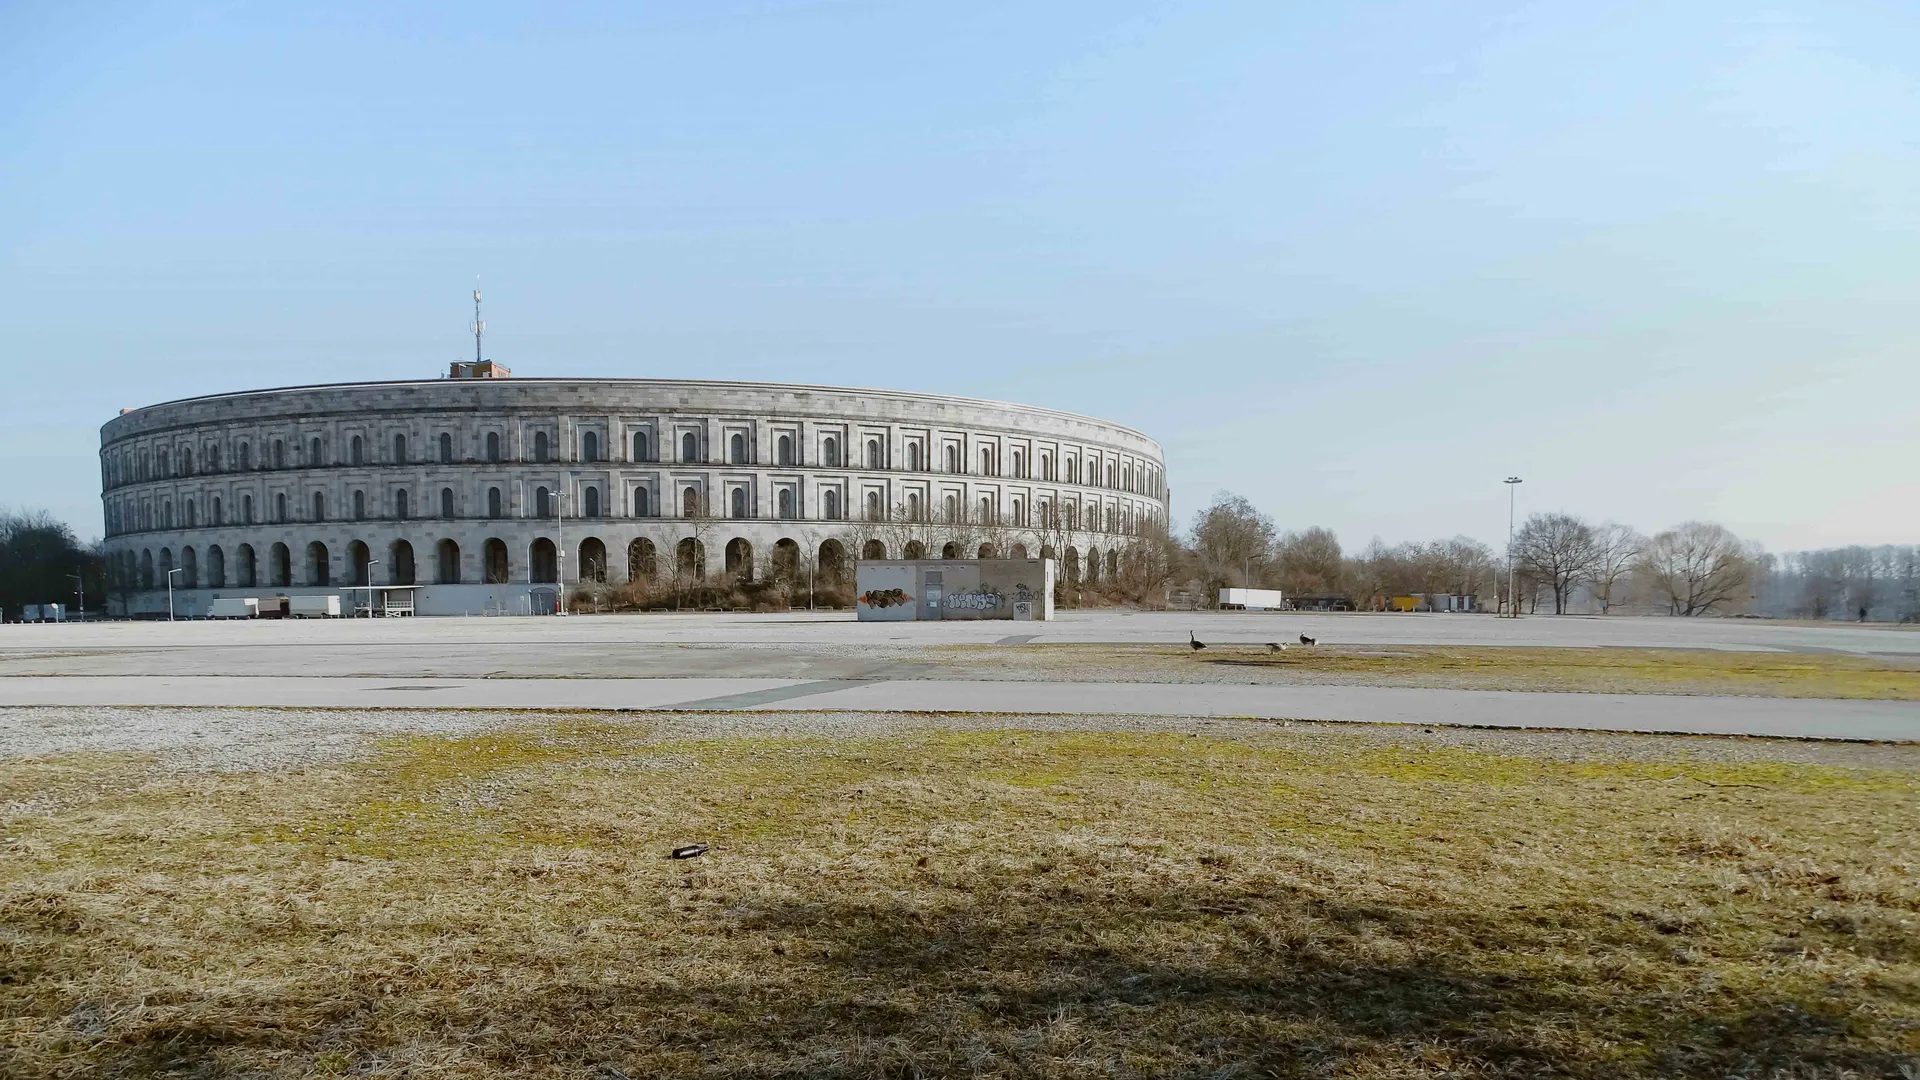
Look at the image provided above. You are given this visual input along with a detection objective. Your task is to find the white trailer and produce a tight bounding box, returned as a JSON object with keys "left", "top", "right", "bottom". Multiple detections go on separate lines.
{"left": 1218, "top": 588, "right": 1286, "bottom": 611}
{"left": 209, "top": 597, "right": 259, "bottom": 619}
{"left": 288, "top": 595, "right": 341, "bottom": 618}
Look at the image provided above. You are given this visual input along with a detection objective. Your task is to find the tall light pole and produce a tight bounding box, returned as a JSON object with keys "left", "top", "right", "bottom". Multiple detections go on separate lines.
{"left": 1504, "top": 477, "right": 1523, "bottom": 618}
{"left": 69, "top": 571, "right": 84, "bottom": 620}
{"left": 555, "top": 487, "right": 568, "bottom": 616}
{"left": 366, "top": 560, "right": 380, "bottom": 617}
{"left": 166, "top": 567, "right": 183, "bottom": 622}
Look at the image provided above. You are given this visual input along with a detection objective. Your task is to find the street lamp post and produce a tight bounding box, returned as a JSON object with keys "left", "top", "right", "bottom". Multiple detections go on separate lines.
{"left": 365, "top": 560, "right": 380, "bottom": 616}
{"left": 555, "top": 488, "right": 568, "bottom": 616}
{"left": 166, "top": 567, "right": 183, "bottom": 622}
{"left": 1504, "top": 477, "right": 1523, "bottom": 618}
{"left": 69, "top": 571, "right": 84, "bottom": 621}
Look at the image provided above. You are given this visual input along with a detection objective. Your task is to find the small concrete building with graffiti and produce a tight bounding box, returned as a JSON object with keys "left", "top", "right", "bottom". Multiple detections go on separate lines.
{"left": 856, "top": 559, "right": 1056, "bottom": 621}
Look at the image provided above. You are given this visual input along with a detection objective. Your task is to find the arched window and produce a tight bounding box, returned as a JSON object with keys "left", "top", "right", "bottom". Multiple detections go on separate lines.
{"left": 634, "top": 432, "right": 649, "bottom": 461}
{"left": 778, "top": 488, "right": 794, "bottom": 518}
{"left": 536, "top": 487, "right": 552, "bottom": 518}
{"left": 681, "top": 432, "right": 698, "bottom": 462}
{"left": 866, "top": 439, "right": 881, "bottom": 469}
{"left": 158, "top": 451, "right": 169, "bottom": 477}
{"left": 486, "top": 432, "right": 501, "bottom": 462}
{"left": 865, "top": 491, "right": 881, "bottom": 520}
{"left": 1012, "top": 450, "right": 1024, "bottom": 478}
{"left": 437, "top": 539, "right": 461, "bottom": 584}
{"left": 584, "top": 486, "right": 600, "bottom": 517}
{"left": 393, "top": 434, "right": 407, "bottom": 463}
{"left": 823, "top": 489, "right": 839, "bottom": 520}
{"left": 441, "top": 488, "right": 454, "bottom": 518}
{"left": 212, "top": 497, "right": 222, "bottom": 526}
{"left": 944, "top": 494, "right": 957, "bottom": 523}
{"left": 236, "top": 544, "right": 256, "bottom": 587}
{"left": 534, "top": 431, "right": 550, "bottom": 464}
{"left": 981, "top": 448, "right": 994, "bottom": 475}
{"left": 681, "top": 486, "right": 699, "bottom": 518}
{"left": 239, "top": 442, "right": 251, "bottom": 469}
{"left": 730, "top": 487, "right": 747, "bottom": 518}
{"left": 980, "top": 496, "right": 994, "bottom": 524}
{"left": 778, "top": 434, "right": 793, "bottom": 467}
{"left": 730, "top": 433, "right": 746, "bottom": 465}
{"left": 907, "top": 493, "right": 920, "bottom": 520}
{"left": 395, "top": 489, "right": 410, "bottom": 519}
{"left": 483, "top": 539, "right": 509, "bottom": 584}
{"left": 312, "top": 437, "right": 324, "bottom": 465}
{"left": 391, "top": 539, "right": 416, "bottom": 585}
{"left": 272, "top": 440, "right": 285, "bottom": 468}
{"left": 579, "top": 538, "right": 607, "bottom": 583}
{"left": 181, "top": 448, "right": 193, "bottom": 475}
{"left": 945, "top": 445, "right": 958, "bottom": 472}
{"left": 244, "top": 494, "right": 255, "bottom": 524}
{"left": 635, "top": 487, "right": 651, "bottom": 516}
{"left": 184, "top": 499, "right": 195, "bottom": 527}
{"left": 350, "top": 436, "right": 362, "bottom": 465}
{"left": 440, "top": 432, "right": 453, "bottom": 463}
{"left": 207, "top": 445, "right": 219, "bottom": 471}
{"left": 352, "top": 490, "right": 365, "bottom": 520}
{"left": 823, "top": 437, "right": 839, "bottom": 467}
{"left": 312, "top": 492, "right": 325, "bottom": 521}
{"left": 583, "top": 431, "right": 598, "bottom": 462}
{"left": 162, "top": 501, "right": 172, "bottom": 529}
{"left": 907, "top": 443, "right": 921, "bottom": 471}
{"left": 530, "top": 538, "right": 557, "bottom": 583}
{"left": 628, "top": 538, "right": 657, "bottom": 581}
{"left": 488, "top": 487, "right": 502, "bottom": 519}
{"left": 207, "top": 545, "right": 224, "bottom": 588}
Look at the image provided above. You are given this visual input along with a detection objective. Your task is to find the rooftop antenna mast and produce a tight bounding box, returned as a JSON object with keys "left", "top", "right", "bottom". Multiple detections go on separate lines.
{"left": 470, "top": 279, "right": 485, "bottom": 364}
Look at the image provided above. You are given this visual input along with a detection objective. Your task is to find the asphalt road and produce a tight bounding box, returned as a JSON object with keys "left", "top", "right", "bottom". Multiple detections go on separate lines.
{"left": 0, "top": 675, "right": 1913, "bottom": 741}
{"left": 3, "top": 613, "right": 1914, "bottom": 741}
{"left": 2, "top": 609, "right": 1916, "bottom": 679}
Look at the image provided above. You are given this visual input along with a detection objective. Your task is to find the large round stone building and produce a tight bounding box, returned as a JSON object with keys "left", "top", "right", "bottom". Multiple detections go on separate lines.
{"left": 99, "top": 369, "right": 1169, "bottom": 616}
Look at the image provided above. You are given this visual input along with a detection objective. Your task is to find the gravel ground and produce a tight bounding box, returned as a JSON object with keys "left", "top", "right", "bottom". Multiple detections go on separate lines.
{"left": 5, "top": 704, "right": 1918, "bottom": 774}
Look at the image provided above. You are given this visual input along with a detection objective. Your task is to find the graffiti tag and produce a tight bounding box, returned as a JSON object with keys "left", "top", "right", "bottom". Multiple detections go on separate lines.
{"left": 859, "top": 588, "right": 913, "bottom": 609}
{"left": 943, "top": 589, "right": 1004, "bottom": 611}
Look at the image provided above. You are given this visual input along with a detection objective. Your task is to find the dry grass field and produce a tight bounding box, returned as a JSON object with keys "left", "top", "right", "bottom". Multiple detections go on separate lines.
{"left": 922, "top": 643, "right": 1920, "bottom": 699}
{"left": 4, "top": 717, "right": 1918, "bottom": 1078}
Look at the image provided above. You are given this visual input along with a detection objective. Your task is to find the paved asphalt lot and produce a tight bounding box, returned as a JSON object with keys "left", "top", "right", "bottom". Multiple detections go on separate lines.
{"left": 0, "top": 674, "right": 1913, "bottom": 741}
{"left": 2, "top": 612, "right": 1914, "bottom": 741}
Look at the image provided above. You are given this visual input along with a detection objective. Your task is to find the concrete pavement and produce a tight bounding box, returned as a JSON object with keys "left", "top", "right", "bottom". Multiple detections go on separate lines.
{"left": 1, "top": 675, "right": 1912, "bottom": 741}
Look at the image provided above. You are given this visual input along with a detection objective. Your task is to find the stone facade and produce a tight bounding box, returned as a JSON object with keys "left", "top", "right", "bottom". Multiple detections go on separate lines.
{"left": 99, "top": 378, "right": 1169, "bottom": 616}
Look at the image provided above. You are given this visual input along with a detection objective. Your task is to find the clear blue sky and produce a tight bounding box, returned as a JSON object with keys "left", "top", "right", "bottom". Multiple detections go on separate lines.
{"left": 3, "top": 1, "right": 1915, "bottom": 552}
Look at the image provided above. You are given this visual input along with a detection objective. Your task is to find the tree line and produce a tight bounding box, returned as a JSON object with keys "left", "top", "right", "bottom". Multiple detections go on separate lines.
{"left": 0, "top": 510, "right": 107, "bottom": 620}
{"left": 1175, "top": 492, "right": 1781, "bottom": 617}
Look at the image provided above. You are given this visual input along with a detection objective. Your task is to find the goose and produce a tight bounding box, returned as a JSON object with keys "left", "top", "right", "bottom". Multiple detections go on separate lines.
{"left": 1189, "top": 631, "right": 1207, "bottom": 651}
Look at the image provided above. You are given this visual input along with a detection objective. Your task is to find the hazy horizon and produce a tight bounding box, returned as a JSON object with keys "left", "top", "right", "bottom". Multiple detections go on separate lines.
{"left": 4, "top": 1, "right": 1915, "bottom": 552}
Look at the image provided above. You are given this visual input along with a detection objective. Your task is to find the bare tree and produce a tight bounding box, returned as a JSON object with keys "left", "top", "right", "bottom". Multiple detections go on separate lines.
{"left": 1638, "top": 521, "right": 1755, "bottom": 616}
{"left": 1190, "top": 492, "right": 1275, "bottom": 601}
{"left": 1272, "top": 526, "right": 1342, "bottom": 597}
{"left": 1583, "top": 523, "right": 1644, "bottom": 615}
{"left": 1511, "top": 512, "right": 1598, "bottom": 615}
{"left": 1112, "top": 516, "right": 1180, "bottom": 607}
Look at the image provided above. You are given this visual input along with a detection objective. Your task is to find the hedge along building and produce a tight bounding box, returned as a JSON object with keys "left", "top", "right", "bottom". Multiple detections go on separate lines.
{"left": 98, "top": 369, "right": 1170, "bottom": 616}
